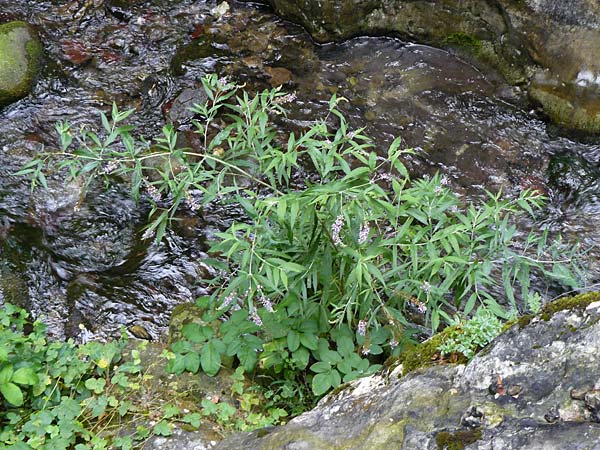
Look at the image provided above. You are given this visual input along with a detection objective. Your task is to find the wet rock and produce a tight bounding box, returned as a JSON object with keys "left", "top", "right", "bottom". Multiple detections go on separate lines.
{"left": 104, "top": 0, "right": 145, "bottom": 21}
{"left": 210, "top": 2, "right": 230, "bottom": 19}
{"left": 544, "top": 405, "right": 560, "bottom": 424}
{"left": 149, "top": 293, "right": 600, "bottom": 449}
{"left": 145, "top": 428, "right": 218, "bottom": 450}
{"left": 0, "top": 21, "right": 43, "bottom": 106}
{"left": 264, "top": 0, "right": 600, "bottom": 133}
{"left": 265, "top": 66, "right": 293, "bottom": 87}
{"left": 127, "top": 324, "right": 153, "bottom": 340}
{"left": 529, "top": 72, "right": 600, "bottom": 133}
{"left": 171, "top": 35, "right": 230, "bottom": 77}
{"left": 265, "top": 0, "right": 528, "bottom": 84}
{"left": 119, "top": 342, "right": 230, "bottom": 450}
{"left": 571, "top": 388, "right": 589, "bottom": 401}
{"left": 165, "top": 88, "right": 208, "bottom": 124}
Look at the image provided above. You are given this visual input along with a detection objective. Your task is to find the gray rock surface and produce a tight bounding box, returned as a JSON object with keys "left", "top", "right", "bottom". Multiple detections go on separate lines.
{"left": 147, "top": 293, "right": 600, "bottom": 449}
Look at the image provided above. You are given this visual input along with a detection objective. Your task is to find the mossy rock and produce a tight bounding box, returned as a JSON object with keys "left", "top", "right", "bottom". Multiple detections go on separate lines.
{"left": 539, "top": 292, "right": 600, "bottom": 321}
{"left": 399, "top": 325, "right": 468, "bottom": 376}
{"left": 435, "top": 428, "right": 483, "bottom": 450}
{"left": 529, "top": 73, "right": 600, "bottom": 134}
{"left": 443, "top": 33, "right": 483, "bottom": 51}
{"left": 0, "top": 21, "right": 43, "bottom": 106}
{"left": 168, "top": 302, "right": 208, "bottom": 343}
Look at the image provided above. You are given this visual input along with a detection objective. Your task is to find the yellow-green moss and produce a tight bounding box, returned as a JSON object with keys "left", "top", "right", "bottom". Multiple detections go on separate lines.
{"left": 436, "top": 428, "right": 483, "bottom": 450}
{"left": 0, "top": 21, "right": 43, "bottom": 105}
{"left": 443, "top": 33, "right": 482, "bottom": 50}
{"left": 529, "top": 83, "right": 600, "bottom": 134}
{"left": 516, "top": 314, "right": 533, "bottom": 329}
{"left": 540, "top": 292, "right": 600, "bottom": 321}
{"left": 399, "top": 326, "right": 468, "bottom": 376}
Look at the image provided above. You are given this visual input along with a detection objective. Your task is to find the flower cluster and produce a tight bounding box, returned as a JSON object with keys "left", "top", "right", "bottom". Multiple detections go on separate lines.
{"left": 141, "top": 227, "right": 155, "bottom": 241}
{"left": 357, "top": 320, "right": 367, "bottom": 336}
{"left": 273, "top": 92, "right": 297, "bottom": 105}
{"left": 331, "top": 214, "right": 345, "bottom": 247}
{"left": 256, "top": 285, "right": 274, "bottom": 312}
{"left": 101, "top": 160, "right": 119, "bottom": 175}
{"left": 185, "top": 190, "right": 201, "bottom": 212}
{"left": 358, "top": 222, "right": 370, "bottom": 244}
{"left": 249, "top": 310, "right": 263, "bottom": 327}
{"left": 369, "top": 172, "right": 394, "bottom": 184}
{"left": 408, "top": 296, "right": 427, "bottom": 314}
{"left": 220, "top": 292, "right": 237, "bottom": 309}
{"left": 144, "top": 181, "right": 162, "bottom": 202}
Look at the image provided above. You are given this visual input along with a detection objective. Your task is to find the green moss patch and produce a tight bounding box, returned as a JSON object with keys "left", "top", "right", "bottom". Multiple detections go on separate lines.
{"left": 436, "top": 428, "right": 483, "bottom": 450}
{"left": 399, "top": 325, "right": 468, "bottom": 376}
{"left": 539, "top": 292, "right": 600, "bottom": 321}
{"left": 443, "top": 33, "right": 482, "bottom": 50}
{"left": 0, "top": 21, "right": 43, "bottom": 105}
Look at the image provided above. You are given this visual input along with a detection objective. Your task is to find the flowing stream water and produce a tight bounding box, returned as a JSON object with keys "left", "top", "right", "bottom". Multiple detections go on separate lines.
{"left": 1, "top": 0, "right": 599, "bottom": 340}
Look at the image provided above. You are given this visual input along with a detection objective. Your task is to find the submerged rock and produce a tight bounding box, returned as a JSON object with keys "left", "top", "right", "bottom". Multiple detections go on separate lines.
{"left": 0, "top": 21, "right": 43, "bottom": 106}
{"left": 147, "top": 292, "right": 600, "bottom": 449}
{"left": 263, "top": 0, "right": 600, "bottom": 133}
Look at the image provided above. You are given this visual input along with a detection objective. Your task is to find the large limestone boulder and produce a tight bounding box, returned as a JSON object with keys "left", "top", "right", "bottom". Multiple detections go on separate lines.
{"left": 147, "top": 292, "right": 600, "bottom": 449}
{"left": 264, "top": 0, "right": 600, "bottom": 133}
{"left": 0, "top": 21, "right": 43, "bottom": 106}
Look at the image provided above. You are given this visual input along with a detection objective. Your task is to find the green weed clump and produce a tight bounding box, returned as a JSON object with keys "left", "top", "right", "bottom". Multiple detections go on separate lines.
{"left": 437, "top": 308, "right": 503, "bottom": 359}
{"left": 0, "top": 304, "right": 290, "bottom": 449}
{"left": 0, "top": 304, "right": 183, "bottom": 449}
{"left": 18, "top": 74, "right": 584, "bottom": 401}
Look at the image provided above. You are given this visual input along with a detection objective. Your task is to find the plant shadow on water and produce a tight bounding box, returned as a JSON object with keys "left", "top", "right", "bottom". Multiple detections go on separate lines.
{"left": 0, "top": 0, "right": 597, "bottom": 340}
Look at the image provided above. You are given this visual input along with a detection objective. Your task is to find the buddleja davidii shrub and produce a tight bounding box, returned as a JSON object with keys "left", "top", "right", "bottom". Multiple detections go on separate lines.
{"left": 200, "top": 87, "right": 583, "bottom": 394}
{"left": 17, "top": 74, "right": 584, "bottom": 400}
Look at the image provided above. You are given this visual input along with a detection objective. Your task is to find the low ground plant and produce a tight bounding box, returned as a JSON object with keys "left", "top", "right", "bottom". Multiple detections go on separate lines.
{"left": 18, "top": 74, "right": 584, "bottom": 400}
{"left": 0, "top": 304, "right": 290, "bottom": 449}
{"left": 0, "top": 304, "right": 169, "bottom": 449}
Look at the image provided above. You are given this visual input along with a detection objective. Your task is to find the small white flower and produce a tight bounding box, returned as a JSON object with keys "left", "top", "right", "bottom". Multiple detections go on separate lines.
{"left": 185, "top": 191, "right": 201, "bottom": 212}
{"left": 274, "top": 92, "right": 297, "bottom": 104}
{"left": 141, "top": 228, "right": 155, "bottom": 240}
{"left": 145, "top": 182, "right": 162, "bottom": 202}
{"left": 220, "top": 293, "right": 236, "bottom": 309}
{"left": 422, "top": 281, "right": 431, "bottom": 293}
{"left": 101, "top": 160, "right": 119, "bottom": 175}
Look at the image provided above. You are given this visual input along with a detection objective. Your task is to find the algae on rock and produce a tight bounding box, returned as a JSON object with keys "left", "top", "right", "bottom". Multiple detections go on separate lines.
{"left": 0, "top": 21, "right": 43, "bottom": 106}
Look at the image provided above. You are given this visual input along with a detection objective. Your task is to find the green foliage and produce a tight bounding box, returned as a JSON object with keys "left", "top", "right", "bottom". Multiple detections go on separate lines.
{"left": 0, "top": 304, "right": 208, "bottom": 449}
{"left": 437, "top": 308, "right": 504, "bottom": 359}
{"left": 18, "top": 74, "right": 585, "bottom": 402}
